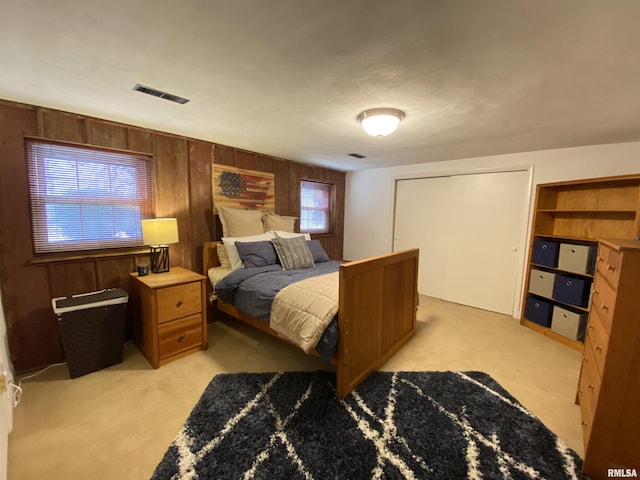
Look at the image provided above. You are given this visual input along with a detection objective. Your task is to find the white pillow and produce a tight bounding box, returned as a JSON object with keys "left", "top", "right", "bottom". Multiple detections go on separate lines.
{"left": 273, "top": 230, "right": 311, "bottom": 240}
{"left": 218, "top": 206, "right": 264, "bottom": 238}
{"left": 222, "top": 231, "right": 276, "bottom": 270}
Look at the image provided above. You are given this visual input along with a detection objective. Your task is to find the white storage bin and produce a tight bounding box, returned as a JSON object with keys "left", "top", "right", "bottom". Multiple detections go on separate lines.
{"left": 528, "top": 268, "right": 556, "bottom": 298}
{"left": 551, "top": 305, "right": 587, "bottom": 341}
{"left": 558, "top": 243, "right": 596, "bottom": 275}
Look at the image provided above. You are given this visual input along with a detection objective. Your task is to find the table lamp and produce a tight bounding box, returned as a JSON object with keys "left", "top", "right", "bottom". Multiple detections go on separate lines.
{"left": 141, "top": 218, "right": 179, "bottom": 273}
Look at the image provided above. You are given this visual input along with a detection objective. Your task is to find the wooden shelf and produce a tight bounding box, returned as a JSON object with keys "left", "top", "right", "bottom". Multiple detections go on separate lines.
{"left": 537, "top": 209, "right": 636, "bottom": 213}
{"left": 521, "top": 319, "right": 584, "bottom": 352}
{"left": 530, "top": 262, "right": 595, "bottom": 279}
{"left": 522, "top": 174, "right": 640, "bottom": 350}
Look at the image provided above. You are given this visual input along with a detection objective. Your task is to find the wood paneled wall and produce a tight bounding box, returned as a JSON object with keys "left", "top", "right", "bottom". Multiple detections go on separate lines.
{"left": 0, "top": 100, "right": 345, "bottom": 372}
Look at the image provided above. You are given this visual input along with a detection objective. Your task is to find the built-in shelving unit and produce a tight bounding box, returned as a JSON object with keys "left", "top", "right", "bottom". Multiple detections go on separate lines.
{"left": 521, "top": 174, "right": 640, "bottom": 351}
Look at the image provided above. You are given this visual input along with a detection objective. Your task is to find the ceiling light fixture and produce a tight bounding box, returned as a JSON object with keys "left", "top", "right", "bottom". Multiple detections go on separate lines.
{"left": 357, "top": 108, "right": 405, "bottom": 138}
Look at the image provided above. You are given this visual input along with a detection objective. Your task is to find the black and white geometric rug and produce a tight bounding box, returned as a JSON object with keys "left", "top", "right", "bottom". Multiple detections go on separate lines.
{"left": 152, "top": 370, "right": 585, "bottom": 479}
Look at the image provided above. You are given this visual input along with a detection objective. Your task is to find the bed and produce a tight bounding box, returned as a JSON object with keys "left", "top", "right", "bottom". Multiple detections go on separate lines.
{"left": 203, "top": 240, "right": 419, "bottom": 399}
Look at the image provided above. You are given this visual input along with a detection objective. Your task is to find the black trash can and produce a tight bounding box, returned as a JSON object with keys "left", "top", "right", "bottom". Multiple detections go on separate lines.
{"left": 52, "top": 288, "right": 128, "bottom": 379}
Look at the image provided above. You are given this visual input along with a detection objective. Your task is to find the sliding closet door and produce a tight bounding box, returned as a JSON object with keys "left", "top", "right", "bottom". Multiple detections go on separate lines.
{"left": 393, "top": 170, "right": 529, "bottom": 315}
{"left": 394, "top": 176, "right": 451, "bottom": 299}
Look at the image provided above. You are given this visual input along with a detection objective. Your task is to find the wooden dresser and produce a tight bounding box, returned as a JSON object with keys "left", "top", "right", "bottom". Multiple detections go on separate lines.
{"left": 130, "top": 267, "right": 207, "bottom": 368}
{"left": 578, "top": 239, "right": 640, "bottom": 479}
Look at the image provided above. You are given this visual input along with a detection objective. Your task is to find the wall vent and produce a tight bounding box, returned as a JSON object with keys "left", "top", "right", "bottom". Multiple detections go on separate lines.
{"left": 132, "top": 84, "right": 190, "bottom": 104}
{"left": 348, "top": 153, "right": 367, "bottom": 159}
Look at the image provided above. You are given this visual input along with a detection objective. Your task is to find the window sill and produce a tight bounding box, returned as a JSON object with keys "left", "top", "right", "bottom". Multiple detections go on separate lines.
{"left": 30, "top": 247, "right": 149, "bottom": 265}
{"left": 308, "top": 233, "right": 336, "bottom": 239}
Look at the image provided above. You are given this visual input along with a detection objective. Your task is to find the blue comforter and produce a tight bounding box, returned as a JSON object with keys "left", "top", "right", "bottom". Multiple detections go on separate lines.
{"left": 214, "top": 261, "right": 342, "bottom": 362}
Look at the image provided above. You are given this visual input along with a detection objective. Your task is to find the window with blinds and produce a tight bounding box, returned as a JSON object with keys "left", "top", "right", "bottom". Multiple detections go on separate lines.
{"left": 300, "top": 180, "right": 333, "bottom": 234}
{"left": 26, "top": 139, "right": 154, "bottom": 254}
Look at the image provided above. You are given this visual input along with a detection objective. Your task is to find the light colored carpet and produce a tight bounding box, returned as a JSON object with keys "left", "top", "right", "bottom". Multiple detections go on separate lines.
{"left": 7, "top": 295, "right": 584, "bottom": 480}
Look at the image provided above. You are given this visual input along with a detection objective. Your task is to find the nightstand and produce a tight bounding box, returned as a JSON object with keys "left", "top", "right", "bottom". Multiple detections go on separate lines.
{"left": 130, "top": 267, "right": 207, "bottom": 368}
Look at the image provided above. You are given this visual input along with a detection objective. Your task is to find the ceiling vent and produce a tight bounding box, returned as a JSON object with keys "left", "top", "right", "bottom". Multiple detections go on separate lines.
{"left": 132, "top": 84, "right": 190, "bottom": 104}
{"left": 348, "top": 153, "right": 367, "bottom": 159}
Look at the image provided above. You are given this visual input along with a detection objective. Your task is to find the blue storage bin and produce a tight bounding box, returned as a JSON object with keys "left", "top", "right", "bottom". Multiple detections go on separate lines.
{"left": 531, "top": 239, "right": 560, "bottom": 267}
{"left": 524, "top": 295, "right": 552, "bottom": 327}
{"left": 552, "top": 274, "right": 591, "bottom": 308}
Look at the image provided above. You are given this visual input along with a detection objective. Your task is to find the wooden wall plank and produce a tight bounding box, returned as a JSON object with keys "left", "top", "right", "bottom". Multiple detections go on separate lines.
{"left": 189, "top": 140, "right": 214, "bottom": 273}
{"left": 301, "top": 165, "right": 314, "bottom": 180}
{"left": 0, "top": 103, "right": 64, "bottom": 369}
{"left": 214, "top": 144, "right": 235, "bottom": 166}
{"left": 287, "top": 162, "right": 301, "bottom": 217}
{"left": 127, "top": 128, "right": 154, "bottom": 154}
{"left": 96, "top": 257, "right": 136, "bottom": 291}
{"left": 236, "top": 150, "right": 256, "bottom": 171}
{"left": 272, "top": 159, "right": 290, "bottom": 216}
{"left": 88, "top": 121, "right": 128, "bottom": 149}
{"left": 47, "top": 262, "right": 98, "bottom": 298}
{"left": 256, "top": 154, "right": 274, "bottom": 173}
{"left": 41, "top": 110, "right": 85, "bottom": 143}
{"left": 155, "top": 135, "right": 191, "bottom": 270}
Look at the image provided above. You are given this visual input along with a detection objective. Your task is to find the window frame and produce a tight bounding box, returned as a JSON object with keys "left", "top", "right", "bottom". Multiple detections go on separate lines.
{"left": 299, "top": 179, "right": 335, "bottom": 235}
{"left": 25, "top": 138, "right": 155, "bottom": 255}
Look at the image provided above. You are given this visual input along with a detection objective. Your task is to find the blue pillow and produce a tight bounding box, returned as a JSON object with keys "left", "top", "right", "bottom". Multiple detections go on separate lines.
{"left": 307, "top": 240, "right": 330, "bottom": 263}
{"left": 235, "top": 240, "right": 279, "bottom": 268}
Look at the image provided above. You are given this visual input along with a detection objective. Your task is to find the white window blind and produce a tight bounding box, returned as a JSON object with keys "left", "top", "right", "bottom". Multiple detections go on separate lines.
{"left": 300, "top": 180, "right": 333, "bottom": 234}
{"left": 26, "top": 139, "right": 154, "bottom": 254}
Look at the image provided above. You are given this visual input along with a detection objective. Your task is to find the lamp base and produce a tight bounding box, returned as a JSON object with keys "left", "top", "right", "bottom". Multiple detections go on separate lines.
{"left": 150, "top": 246, "right": 170, "bottom": 273}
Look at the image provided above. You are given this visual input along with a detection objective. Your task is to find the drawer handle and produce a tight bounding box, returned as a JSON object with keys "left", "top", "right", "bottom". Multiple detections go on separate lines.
{"left": 566, "top": 281, "right": 572, "bottom": 286}
{"left": 595, "top": 345, "right": 603, "bottom": 352}
{"left": 581, "top": 421, "right": 588, "bottom": 426}
{"left": 593, "top": 289, "right": 599, "bottom": 296}
{"left": 601, "top": 304, "right": 609, "bottom": 311}
{"left": 178, "top": 334, "right": 186, "bottom": 342}
{"left": 597, "top": 257, "right": 604, "bottom": 262}
{"left": 176, "top": 300, "right": 184, "bottom": 308}
{"left": 588, "top": 324, "right": 594, "bottom": 330}
{"left": 607, "top": 264, "right": 615, "bottom": 271}
{"left": 587, "top": 384, "right": 594, "bottom": 390}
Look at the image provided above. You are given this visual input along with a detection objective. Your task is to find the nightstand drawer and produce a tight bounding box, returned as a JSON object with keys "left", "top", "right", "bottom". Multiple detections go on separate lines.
{"left": 157, "top": 282, "right": 201, "bottom": 323}
{"left": 158, "top": 314, "right": 203, "bottom": 359}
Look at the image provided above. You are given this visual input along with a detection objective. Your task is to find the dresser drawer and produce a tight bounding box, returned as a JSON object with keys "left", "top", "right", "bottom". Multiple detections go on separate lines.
{"left": 157, "top": 282, "right": 202, "bottom": 324}
{"left": 591, "top": 274, "right": 615, "bottom": 333}
{"left": 596, "top": 244, "right": 622, "bottom": 289}
{"left": 578, "top": 342, "right": 602, "bottom": 421}
{"left": 158, "top": 314, "right": 203, "bottom": 359}
{"left": 577, "top": 341, "right": 599, "bottom": 449}
{"left": 585, "top": 310, "right": 609, "bottom": 377}
{"left": 578, "top": 383, "right": 594, "bottom": 449}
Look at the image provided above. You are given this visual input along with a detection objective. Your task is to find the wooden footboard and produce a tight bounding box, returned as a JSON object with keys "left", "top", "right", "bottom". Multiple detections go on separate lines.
{"left": 336, "top": 249, "right": 419, "bottom": 398}
{"left": 203, "top": 241, "right": 419, "bottom": 399}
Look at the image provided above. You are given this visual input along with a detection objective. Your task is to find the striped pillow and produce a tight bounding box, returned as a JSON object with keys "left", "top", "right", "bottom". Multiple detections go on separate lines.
{"left": 271, "top": 236, "right": 314, "bottom": 270}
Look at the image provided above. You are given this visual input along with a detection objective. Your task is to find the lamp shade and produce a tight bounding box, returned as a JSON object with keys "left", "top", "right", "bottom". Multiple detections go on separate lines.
{"left": 141, "top": 218, "right": 179, "bottom": 246}
{"left": 357, "top": 108, "right": 405, "bottom": 137}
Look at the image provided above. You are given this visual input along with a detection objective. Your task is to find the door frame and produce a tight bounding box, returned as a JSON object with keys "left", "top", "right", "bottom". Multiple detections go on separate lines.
{"left": 389, "top": 165, "right": 534, "bottom": 318}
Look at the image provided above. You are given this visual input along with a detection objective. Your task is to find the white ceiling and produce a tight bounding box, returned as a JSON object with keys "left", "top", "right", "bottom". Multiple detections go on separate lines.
{"left": 2, "top": 1, "right": 640, "bottom": 171}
